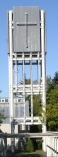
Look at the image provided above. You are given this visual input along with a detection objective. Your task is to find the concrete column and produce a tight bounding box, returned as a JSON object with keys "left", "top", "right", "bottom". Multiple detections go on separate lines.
{"left": 37, "top": 52, "right": 39, "bottom": 84}
{"left": 15, "top": 53, "right": 18, "bottom": 89}
{"left": 41, "top": 10, "right": 46, "bottom": 152}
{"left": 9, "top": 11, "right": 14, "bottom": 122}
{"left": 54, "top": 137, "right": 57, "bottom": 157}
{"left": 8, "top": 55, "right": 10, "bottom": 108}
{"left": 38, "top": 52, "right": 40, "bottom": 92}
{"left": 52, "top": 137, "right": 55, "bottom": 157}
{"left": 56, "top": 137, "right": 57, "bottom": 157}
{"left": 9, "top": 11, "right": 15, "bottom": 153}
{"left": 23, "top": 53, "right": 25, "bottom": 124}
{"left": 57, "top": 137, "right": 58, "bottom": 157}
{"left": 46, "top": 136, "right": 51, "bottom": 157}
{"left": 50, "top": 137, "right": 53, "bottom": 157}
{"left": 30, "top": 53, "right": 33, "bottom": 123}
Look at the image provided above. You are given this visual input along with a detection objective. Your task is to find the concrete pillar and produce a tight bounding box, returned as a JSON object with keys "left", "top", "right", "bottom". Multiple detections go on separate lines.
{"left": 54, "top": 137, "right": 56, "bottom": 157}
{"left": 50, "top": 137, "right": 53, "bottom": 157}
{"left": 23, "top": 53, "right": 25, "bottom": 124}
{"left": 56, "top": 137, "right": 57, "bottom": 156}
{"left": 57, "top": 137, "right": 58, "bottom": 157}
{"left": 46, "top": 136, "right": 51, "bottom": 157}
{"left": 9, "top": 11, "right": 15, "bottom": 153}
{"left": 52, "top": 137, "right": 55, "bottom": 157}
{"left": 30, "top": 53, "right": 33, "bottom": 123}
{"left": 41, "top": 10, "right": 46, "bottom": 152}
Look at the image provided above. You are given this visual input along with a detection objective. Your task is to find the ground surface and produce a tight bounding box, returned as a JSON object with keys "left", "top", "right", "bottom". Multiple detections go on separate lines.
{"left": 7, "top": 154, "right": 46, "bottom": 157}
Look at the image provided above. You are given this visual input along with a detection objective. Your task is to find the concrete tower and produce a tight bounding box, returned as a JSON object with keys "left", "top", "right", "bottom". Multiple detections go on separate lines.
{"left": 8, "top": 6, "right": 46, "bottom": 152}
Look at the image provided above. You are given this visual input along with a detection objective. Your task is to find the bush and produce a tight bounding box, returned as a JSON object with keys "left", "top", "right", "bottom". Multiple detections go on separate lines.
{"left": 24, "top": 139, "right": 34, "bottom": 152}
{"left": 37, "top": 138, "right": 42, "bottom": 150}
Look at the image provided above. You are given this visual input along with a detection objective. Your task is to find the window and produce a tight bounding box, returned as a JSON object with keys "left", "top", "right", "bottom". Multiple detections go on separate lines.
{"left": 18, "top": 99, "right": 20, "bottom": 102}
{"left": 2, "top": 99, "right": 4, "bottom": 102}
{"left": 5, "top": 99, "right": 8, "bottom": 102}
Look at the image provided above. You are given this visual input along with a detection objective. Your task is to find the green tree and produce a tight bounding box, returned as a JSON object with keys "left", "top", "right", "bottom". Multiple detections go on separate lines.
{"left": 24, "top": 139, "right": 34, "bottom": 152}
{"left": 52, "top": 72, "right": 58, "bottom": 86}
{"left": 46, "top": 72, "right": 58, "bottom": 131}
{"left": 47, "top": 84, "right": 58, "bottom": 104}
{"left": 46, "top": 76, "right": 52, "bottom": 92}
{"left": 46, "top": 103, "right": 58, "bottom": 131}
{"left": 33, "top": 95, "right": 42, "bottom": 116}
{"left": 25, "top": 78, "right": 30, "bottom": 84}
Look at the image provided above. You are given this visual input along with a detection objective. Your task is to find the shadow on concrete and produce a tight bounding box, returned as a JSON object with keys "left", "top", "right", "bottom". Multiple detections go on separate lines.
{"left": 7, "top": 153, "right": 46, "bottom": 157}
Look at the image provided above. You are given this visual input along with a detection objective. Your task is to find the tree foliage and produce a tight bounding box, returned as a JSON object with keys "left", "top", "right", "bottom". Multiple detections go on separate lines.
{"left": 46, "top": 72, "right": 58, "bottom": 131}
{"left": 22, "top": 71, "right": 58, "bottom": 151}
{"left": 24, "top": 139, "right": 34, "bottom": 152}
{"left": 25, "top": 72, "right": 58, "bottom": 131}
{"left": 46, "top": 103, "right": 58, "bottom": 131}
{"left": 33, "top": 95, "right": 42, "bottom": 116}
{"left": 52, "top": 72, "right": 58, "bottom": 86}
{"left": 46, "top": 76, "right": 52, "bottom": 92}
{"left": 47, "top": 84, "right": 58, "bottom": 104}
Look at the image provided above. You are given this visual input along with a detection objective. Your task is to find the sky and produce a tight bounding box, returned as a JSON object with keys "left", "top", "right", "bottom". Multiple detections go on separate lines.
{"left": 0, "top": 0, "right": 58, "bottom": 97}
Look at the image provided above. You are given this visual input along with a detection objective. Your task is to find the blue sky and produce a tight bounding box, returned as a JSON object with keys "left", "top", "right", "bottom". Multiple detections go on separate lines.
{"left": 0, "top": 0, "right": 58, "bottom": 97}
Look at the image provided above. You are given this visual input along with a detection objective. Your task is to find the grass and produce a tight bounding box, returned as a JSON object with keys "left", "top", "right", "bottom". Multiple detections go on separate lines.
{"left": 19, "top": 150, "right": 46, "bottom": 155}
{"left": 7, "top": 149, "right": 46, "bottom": 155}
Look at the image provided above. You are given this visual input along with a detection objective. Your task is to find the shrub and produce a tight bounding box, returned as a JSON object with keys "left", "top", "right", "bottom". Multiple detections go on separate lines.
{"left": 37, "top": 138, "right": 42, "bottom": 150}
{"left": 24, "top": 139, "right": 34, "bottom": 152}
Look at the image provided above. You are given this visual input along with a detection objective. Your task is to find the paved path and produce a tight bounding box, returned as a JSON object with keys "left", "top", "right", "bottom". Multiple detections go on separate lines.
{"left": 7, "top": 153, "right": 46, "bottom": 157}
